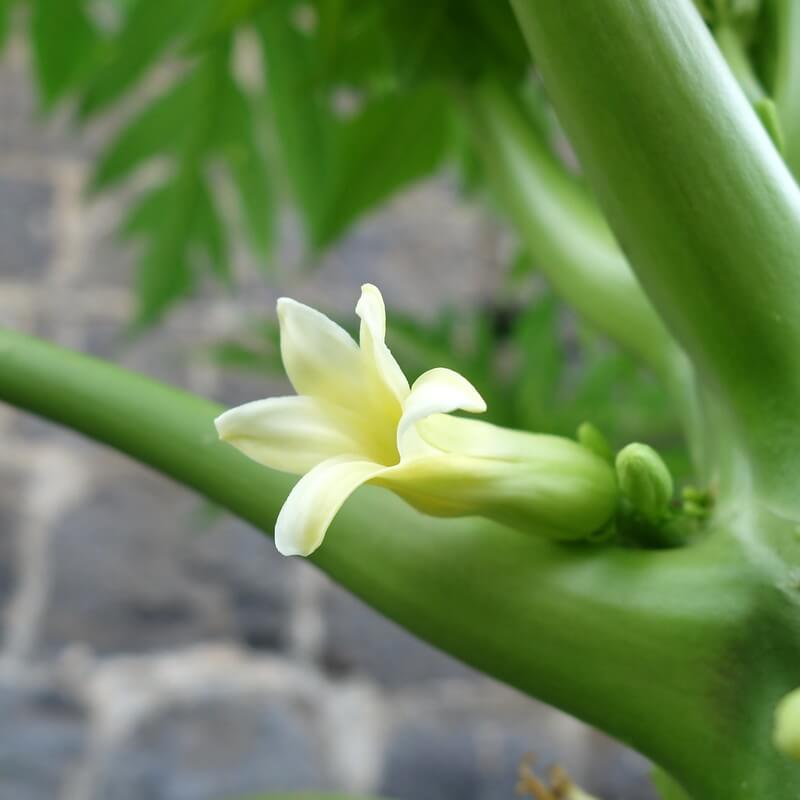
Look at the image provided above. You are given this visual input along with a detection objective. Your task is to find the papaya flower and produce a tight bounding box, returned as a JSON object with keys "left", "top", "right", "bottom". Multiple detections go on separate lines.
{"left": 215, "top": 285, "right": 617, "bottom": 556}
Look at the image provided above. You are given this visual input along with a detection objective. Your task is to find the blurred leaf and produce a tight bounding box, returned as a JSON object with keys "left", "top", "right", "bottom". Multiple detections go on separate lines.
{"left": 125, "top": 180, "right": 194, "bottom": 326}
{"left": 30, "top": 0, "right": 100, "bottom": 106}
{"left": 219, "top": 81, "right": 274, "bottom": 259}
{"left": 257, "top": 0, "right": 334, "bottom": 235}
{"left": 0, "top": 0, "right": 10, "bottom": 52}
{"left": 113, "top": 46, "right": 236, "bottom": 324}
{"left": 91, "top": 73, "right": 199, "bottom": 191}
{"left": 513, "top": 296, "right": 562, "bottom": 430}
{"left": 316, "top": 85, "right": 449, "bottom": 247}
{"left": 89, "top": 21, "right": 277, "bottom": 321}
{"left": 186, "top": 0, "right": 271, "bottom": 50}
{"left": 193, "top": 179, "right": 229, "bottom": 282}
{"left": 257, "top": 0, "right": 449, "bottom": 250}
{"left": 380, "top": 0, "right": 530, "bottom": 85}
{"left": 79, "top": 0, "right": 211, "bottom": 117}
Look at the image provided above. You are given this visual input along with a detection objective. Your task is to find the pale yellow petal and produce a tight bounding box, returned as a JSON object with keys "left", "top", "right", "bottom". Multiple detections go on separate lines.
{"left": 215, "top": 396, "right": 367, "bottom": 474}
{"left": 355, "top": 284, "right": 410, "bottom": 410}
{"left": 275, "top": 455, "right": 387, "bottom": 556}
{"left": 397, "top": 367, "right": 486, "bottom": 458}
{"left": 418, "top": 413, "right": 571, "bottom": 461}
{"left": 277, "top": 297, "right": 364, "bottom": 406}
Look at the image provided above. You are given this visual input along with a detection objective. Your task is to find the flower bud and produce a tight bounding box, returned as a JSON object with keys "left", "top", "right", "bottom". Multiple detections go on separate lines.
{"left": 774, "top": 688, "right": 800, "bottom": 760}
{"left": 615, "top": 443, "right": 674, "bottom": 521}
{"left": 404, "top": 414, "right": 619, "bottom": 541}
{"left": 577, "top": 422, "right": 613, "bottom": 463}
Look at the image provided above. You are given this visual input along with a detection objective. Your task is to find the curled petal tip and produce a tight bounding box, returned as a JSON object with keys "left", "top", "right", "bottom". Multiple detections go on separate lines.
{"left": 275, "top": 296, "right": 296, "bottom": 316}
{"left": 213, "top": 409, "right": 231, "bottom": 440}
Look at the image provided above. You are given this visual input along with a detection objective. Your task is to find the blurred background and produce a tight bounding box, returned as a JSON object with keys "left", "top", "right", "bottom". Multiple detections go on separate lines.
{"left": 0, "top": 1, "right": 686, "bottom": 798}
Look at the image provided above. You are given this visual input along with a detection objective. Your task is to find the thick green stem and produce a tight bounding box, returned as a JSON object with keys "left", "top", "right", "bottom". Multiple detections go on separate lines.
{"left": 460, "top": 80, "right": 681, "bottom": 380}
{"left": 510, "top": 0, "right": 800, "bottom": 514}
{"left": 715, "top": 24, "right": 766, "bottom": 103}
{"left": 0, "top": 327, "right": 789, "bottom": 796}
{"left": 459, "top": 80, "right": 707, "bottom": 476}
{"left": 762, "top": 0, "right": 800, "bottom": 178}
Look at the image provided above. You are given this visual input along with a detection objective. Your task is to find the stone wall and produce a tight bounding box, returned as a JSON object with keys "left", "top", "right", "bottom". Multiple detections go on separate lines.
{"left": 0, "top": 38, "right": 657, "bottom": 800}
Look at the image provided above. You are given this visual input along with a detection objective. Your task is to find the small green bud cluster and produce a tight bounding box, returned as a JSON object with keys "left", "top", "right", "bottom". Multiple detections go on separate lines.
{"left": 611, "top": 440, "right": 708, "bottom": 549}
{"left": 575, "top": 426, "right": 714, "bottom": 549}
{"left": 681, "top": 485, "right": 713, "bottom": 520}
{"left": 616, "top": 443, "right": 674, "bottom": 523}
{"left": 577, "top": 422, "right": 614, "bottom": 463}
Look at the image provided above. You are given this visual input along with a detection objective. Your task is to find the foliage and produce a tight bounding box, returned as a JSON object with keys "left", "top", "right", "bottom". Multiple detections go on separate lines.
{"left": 5, "top": 0, "right": 469, "bottom": 323}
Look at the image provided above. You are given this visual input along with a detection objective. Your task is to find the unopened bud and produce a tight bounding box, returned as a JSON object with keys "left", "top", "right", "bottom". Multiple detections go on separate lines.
{"left": 414, "top": 414, "right": 619, "bottom": 541}
{"left": 615, "top": 443, "right": 673, "bottom": 521}
{"left": 577, "top": 422, "right": 613, "bottom": 463}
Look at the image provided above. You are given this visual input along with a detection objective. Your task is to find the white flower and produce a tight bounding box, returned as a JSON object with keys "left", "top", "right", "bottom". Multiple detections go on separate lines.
{"left": 216, "top": 284, "right": 616, "bottom": 556}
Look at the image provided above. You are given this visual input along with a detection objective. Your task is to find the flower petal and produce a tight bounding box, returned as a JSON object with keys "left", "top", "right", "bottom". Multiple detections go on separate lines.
{"left": 418, "top": 414, "right": 572, "bottom": 461}
{"left": 355, "top": 284, "right": 410, "bottom": 410}
{"left": 397, "top": 367, "right": 486, "bottom": 458}
{"left": 275, "top": 455, "right": 387, "bottom": 556}
{"left": 215, "top": 396, "right": 367, "bottom": 474}
{"left": 277, "top": 297, "right": 364, "bottom": 406}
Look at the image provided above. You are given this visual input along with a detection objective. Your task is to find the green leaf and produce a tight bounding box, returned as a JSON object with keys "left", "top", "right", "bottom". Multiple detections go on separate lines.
{"left": 257, "top": 1, "right": 448, "bottom": 250}
{"left": 186, "top": 0, "right": 270, "bottom": 50}
{"left": 315, "top": 84, "right": 449, "bottom": 248}
{"left": 30, "top": 0, "right": 100, "bottom": 107}
{"left": 91, "top": 75, "right": 199, "bottom": 191}
{"left": 127, "top": 181, "right": 195, "bottom": 326}
{"left": 257, "top": 0, "right": 334, "bottom": 237}
{"left": 0, "top": 0, "right": 11, "bottom": 52}
{"left": 381, "top": 0, "right": 530, "bottom": 85}
{"left": 513, "top": 295, "right": 562, "bottom": 431}
{"left": 219, "top": 82, "right": 274, "bottom": 259}
{"left": 104, "top": 41, "right": 264, "bottom": 323}
{"left": 79, "top": 0, "right": 211, "bottom": 117}
{"left": 193, "top": 179, "right": 229, "bottom": 283}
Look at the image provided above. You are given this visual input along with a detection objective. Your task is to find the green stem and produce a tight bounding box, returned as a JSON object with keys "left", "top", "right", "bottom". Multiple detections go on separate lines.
{"left": 458, "top": 79, "right": 707, "bottom": 477}
{"left": 715, "top": 24, "right": 766, "bottom": 103}
{"left": 510, "top": 0, "right": 800, "bottom": 515}
{"left": 0, "top": 327, "right": 786, "bottom": 796}
{"left": 762, "top": 0, "right": 800, "bottom": 176}
{"left": 460, "top": 80, "right": 679, "bottom": 378}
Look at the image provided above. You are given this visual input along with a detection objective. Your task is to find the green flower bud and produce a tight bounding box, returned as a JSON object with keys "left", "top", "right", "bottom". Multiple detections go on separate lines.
{"left": 615, "top": 443, "right": 674, "bottom": 521}
{"left": 577, "top": 422, "right": 613, "bottom": 463}
{"left": 755, "top": 97, "right": 786, "bottom": 154}
{"left": 774, "top": 688, "right": 800, "bottom": 760}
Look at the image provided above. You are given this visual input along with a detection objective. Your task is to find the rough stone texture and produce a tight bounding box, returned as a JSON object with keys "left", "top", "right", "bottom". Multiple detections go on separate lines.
{"left": 381, "top": 687, "right": 592, "bottom": 800}
{"left": 0, "top": 684, "right": 87, "bottom": 800}
{"left": 42, "top": 461, "right": 292, "bottom": 656}
{"left": 95, "top": 696, "right": 326, "bottom": 800}
{"left": 0, "top": 31, "right": 657, "bottom": 800}
{"left": 0, "top": 174, "right": 53, "bottom": 278}
{"left": 0, "top": 465, "right": 23, "bottom": 633}
{"left": 320, "top": 582, "right": 478, "bottom": 687}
